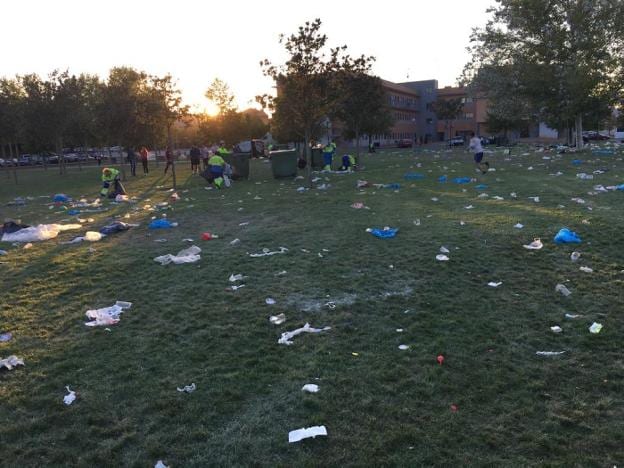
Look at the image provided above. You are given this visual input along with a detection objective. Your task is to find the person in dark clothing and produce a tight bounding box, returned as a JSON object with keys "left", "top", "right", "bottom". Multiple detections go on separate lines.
{"left": 164, "top": 147, "right": 174, "bottom": 174}
{"left": 139, "top": 146, "right": 149, "bottom": 174}
{"left": 127, "top": 147, "right": 137, "bottom": 176}
{"left": 190, "top": 145, "right": 201, "bottom": 174}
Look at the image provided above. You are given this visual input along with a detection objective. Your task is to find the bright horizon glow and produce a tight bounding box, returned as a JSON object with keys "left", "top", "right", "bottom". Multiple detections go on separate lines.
{"left": 2, "top": 0, "right": 494, "bottom": 113}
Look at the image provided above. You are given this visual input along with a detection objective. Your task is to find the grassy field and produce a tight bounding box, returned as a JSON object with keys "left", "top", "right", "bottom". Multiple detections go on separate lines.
{"left": 1, "top": 145, "right": 624, "bottom": 466}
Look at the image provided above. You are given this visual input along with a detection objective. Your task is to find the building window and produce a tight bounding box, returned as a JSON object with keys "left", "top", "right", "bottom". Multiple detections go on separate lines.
{"left": 465, "top": 113, "right": 474, "bottom": 119}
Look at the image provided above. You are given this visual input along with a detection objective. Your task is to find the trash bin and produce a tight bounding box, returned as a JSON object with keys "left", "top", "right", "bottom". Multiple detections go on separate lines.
{"left": 224, "top": 153, "right": 251, "bottom": 180}
{"left": 311, "top": 148, "right": 324, "bottom": 169}
{"left": 270, "top": 149, "right": 298, "bottom": 178}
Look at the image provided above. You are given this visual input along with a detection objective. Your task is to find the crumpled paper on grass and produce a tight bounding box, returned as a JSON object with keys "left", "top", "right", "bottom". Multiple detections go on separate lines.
{"left": 0, "top": 355, "right": 24, "bottom": 370}
{"left": 288, "top": 425, "right": 327, "bottom": 443}
{"left": 85, "top": 301, "right": 132, "bottom": 327}
{"left": 278, "top": 323, "right": 331, "bottom": 345}
{"left": 249, "top": 247, "right": 288, "bottom": 257}
{"left": 64, "top": 386, "right": 76, "bottom": 405}
{"left": 154, "top": 245, "right": 201, "bottom": 265}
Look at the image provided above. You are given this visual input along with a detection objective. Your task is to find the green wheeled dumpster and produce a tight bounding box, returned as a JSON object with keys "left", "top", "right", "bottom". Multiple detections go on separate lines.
{"left": 270, "top": 149, "right": 298, "bottom": 178}
{"left": 311, "top": 147, "right": 324, "bottom": 169}
{"left": 224, "top": 152, "right": 251, "bottom": 180}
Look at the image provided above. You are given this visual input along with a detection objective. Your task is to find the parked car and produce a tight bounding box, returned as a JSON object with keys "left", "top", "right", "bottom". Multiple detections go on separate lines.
{"left": 448, "top": 136, "right": 465, "bottom": 147}
{"left": 397, "top": 139, "right": 413, "bottom": 148}
{"left": 480, "top": 136, "right": 496, "bottom": 146}
{"left": 583, "top": 131, "right": 609, "bottom": 141}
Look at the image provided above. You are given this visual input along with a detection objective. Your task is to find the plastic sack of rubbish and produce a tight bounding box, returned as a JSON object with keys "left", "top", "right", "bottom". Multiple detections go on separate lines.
{"left": 554, "top": 228, "right": 581, "bottom": 244}
{"left": 115, "top": 194, "right": 129, "bottom": 202}
{"left": 1, "top": 223, "right": 82, "bottom": 243}
{"left": 438, "top": 175, "right": 447, "bottom": 182}
{"left": 367, "top": 227, "right": 398, "bottom": 239}
{"left": 383, "top": 183, "right": 401, "bottom": 190}
{"left": 616, "top": 184, "right": 624, "bottom": 191}
{"left": 154, "top": 245, "right": 201, "bottom": 265}
{"left": 63, "top": 386, "right": 76, "bottom": 405}
{"left": 99, "top": 221, "right": 131, "bottom": 235}
{"left": 148, "top": 219, "right": 177, "bottom": 229}
{"left": 288, "top": 425, "right": 327, "bottom": 443}
{"left": 53, "top": 193, "right": 70, "bottom": 202}
{"left": 453, "top": 177, "right": 471, "bottom": 184}
{"left": 523, "top": 238, "right": 543, "bottom": 250}
{"left": 404, "top": 173, "right": 425, "bottom": 180}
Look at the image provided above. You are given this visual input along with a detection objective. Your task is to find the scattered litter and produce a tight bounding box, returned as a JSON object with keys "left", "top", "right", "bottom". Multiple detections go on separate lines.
{"left": 202, "top": 232, "right": 219, "bottom": 240}
{"left": 437, "top": 355, "right": 445, "bottom": 365}
{"left": 177, "top": 383, "right": 196, "bottom": 393}
{"left": 265, "top": 297, "right": 276, "bottom": 305}
{"left": 413, "top": 219, "right": 421, "bottom": 226}
{"left": 589, "top": 322, "right": 603, "bottom": 334}
{"left": 550, "top": 326, "right": 562, "bottom": 333}
{"left": 278, "top": 323, "right": 331, "bottom": 345}
{"left": 454, "top": 177, "right": 471, "bottom": 184}
{"left": 275, "top": 270, "right": 287, "bottom": 276}
{"left": 53, "top": 193, "right": 70, "bottom": 202}
{"left": 439, "top": 246, "right": 450, "bottom": 254}
{"left": 464, "top": 205, "right": 474, "bottom": 209}
{"left": 436, "top": 254, "right": 449, "bottom": 261}
{"left": 0, "top": 332, "right": 12, "bottom": 342}
{"left": 182, "top": 238, "right": 194, "bottom": 242}
{"left": 84, "top": 301, "right": 132, "bottom": 327}
{"left": 230, "top": 238, "right": 241, "bottom": 246}
{"left": 487, "top": 281, "right": 502, "bottom": 287}
{"left": 555, "top": 284, "right": 571, "bottom": 297}
{"left": 0, "top": 250, "right": 7, "bottom": 256}
{"left": 528, "top": 196, "right": 540, "bottom": 203}
{"left": 249, "top": 247, "right": 288, "bottom": 257}
{"left": 565, "top": 313, "right": 581, "bottom": 319}
{"left": 154, "top": 239, "right": 168, "bottom": 243}
{"left": 431, "top": 197, "right": 439, "bottom": 202}
{"left": 554, "top": 228, "right": 581, "bottom": 244}
{"left": 514, "top": 223, "right": 524, "bottom": 229}
{"left": 450, "top": 404, "right": 458, "bottom": 413}
{"left": 579, "top": 266, "right": 593, "bottom": 273}
{"left": 301, "top": 384, "right": 319, "bottom": 393}
{"left": 536, "top": 351, "right": 566, "bottom": 356}
{"left": 351, "top": 202, "right": 368, "bottom": 209}
{"left": 0, "top": 355, "right": 24, "bottom": 370}
{"left": 1, "top": 223, "right": 82, "bottom": 243}
{"left": 288, "top": 426, "right": 327, "bottom": 443}
{"left": 63, "top": 386, "right": 76, "bottom": 405}
{"left": 148, "top": 219, "right": 178, "bottom": 229}
{"left": 23, "top": 243, "right": 33, "bottom": 249}
{"left": 398, "top": 344, "right": 409, "bottom": 350}
{"left": 154, "top": 245, "right": 201, "bottom": 265}
{"left": 404, "top": 173, "right": 425, "bottom": 180}
{"left": 115, "top": 194, "right": 129, "bottom": 202}
{"left": 523, "top": 238, "right": 543, "bottom": 250}
{"left": 155, "top": 461, "right": 168, "bottom": 468}
{"left": 229, "top": 284, "right": 245, "bottom": 291}
{"left": 269, "top": 314, "right": 286, "bottom": 325}
{"left": 356, "top": 180, "right": 369, "bottom": 188}
{"left": 576, "top": 173, "right": 594, "bottom": 180}
{"left": 229, "top": 273, "right": 246, "bottom": 282}
{"left": 366, "top": 227, "right": 398, "bottom": 239}
{"left": 570, "top": 251, "right": 581, "bottom": 261}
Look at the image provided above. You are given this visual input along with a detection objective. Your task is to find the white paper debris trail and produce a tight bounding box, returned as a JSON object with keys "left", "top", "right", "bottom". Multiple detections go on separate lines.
{"left": 278, "top": 323, "right": 331, "bottom": 345}
{"left": 154, "top": 245, "right": 201, "bottom": 265}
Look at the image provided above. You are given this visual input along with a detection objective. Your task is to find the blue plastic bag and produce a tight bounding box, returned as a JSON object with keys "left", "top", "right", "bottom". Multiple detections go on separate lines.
{"left": 475, "top": 184, "right": 488, "bottom": 190}
{"left": 453, "top": 177, "right": 471, "bottom": 184}
{"left": 383, "top": 183, "right": 401, "bottom": 190}
{"left": 99, "top": 221, "right": 130, "bottom": 235}
{"left": 616, "top": 184, "right": 624, "bottom": 191}
{"left": 571, "top": 159, "right": 583, "bottom": 165}
{"left": 554, "top": 228, "right": 581, "bottom": 244}
{"left": 53, "top": 193, "right": 70, "bottom": 202}
{"left": 438, "top": 175, "right": 447, "bottom": 183}
{"left": 149, "top": 219, "right": 175, "bottom": 229}
{"left": 368, "top": 227, "right": 398, "bottom": 239}
{"left": 404, "top": 173, "right": 425, "bottom": 181}
{"left": 67, "top": 209, "right": 80, "bottom": 216}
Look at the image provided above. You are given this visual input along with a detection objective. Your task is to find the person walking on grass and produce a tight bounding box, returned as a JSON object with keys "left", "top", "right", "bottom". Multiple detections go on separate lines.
{"left": 127, "top": 146, "right": 137, "bottom": 176}
{"left": 164, "top": 146, "right": 174, "bottom": 174}
{"left": 139, "top": 146, "right": 149, "bottom": 174}
{"left": 469, "top": 132, "right": 489, "bottom": 174}
{"left": 190, "top": 144, "right": 201, "bottom": 174}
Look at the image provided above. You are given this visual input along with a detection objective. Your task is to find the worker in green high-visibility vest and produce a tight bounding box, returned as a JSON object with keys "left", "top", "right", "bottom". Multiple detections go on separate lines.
{"left": 100, "top": 167, "right": 126, "bottom": 198}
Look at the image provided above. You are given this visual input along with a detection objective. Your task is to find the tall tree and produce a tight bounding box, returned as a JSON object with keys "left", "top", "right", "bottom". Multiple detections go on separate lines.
{"left": 336, "top": 72, "right": 391, "bottom": 163}
{"left": 464, "top": 0, "right": 624, "bottom": 149}
{"left": 259, "top": 19, "right": 372, "bottom": 184}
{"left": 205, "top": 78, "right": 236, "bottom": 115}
{"left": 0, "top": 77, "right": 23, "bottom": 182}
{"left": 431, "top": 97, "right": 464, "bottom": 141}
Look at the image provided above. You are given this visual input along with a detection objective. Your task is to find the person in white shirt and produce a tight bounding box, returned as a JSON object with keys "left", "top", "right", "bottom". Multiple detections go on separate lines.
{"left": 469, "top": 132, "right": 489, "bottom": 174}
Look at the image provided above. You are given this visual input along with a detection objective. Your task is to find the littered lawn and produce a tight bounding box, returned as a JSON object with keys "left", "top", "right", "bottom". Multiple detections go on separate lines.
{"left": 1, "top": 145, "right": 623, "bottom": 466}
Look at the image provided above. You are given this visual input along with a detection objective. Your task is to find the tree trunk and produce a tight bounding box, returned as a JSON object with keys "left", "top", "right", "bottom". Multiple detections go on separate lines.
{"left": 168, "top": 125, "right": 177, "bottom": 190}
{"left": 354, "top": 127, "right": 360, "bottom": 167}
{"left": 575, "top": 114, "right": 583, "bottom": 150}
{"left": 1, "top": 143, "right": 9, "bottom": 179}
{"left": 11, "top": 142, "right": 18, "bottom": 184}
{"left": 305, "top": 129, "right": 312, "bottom": 188}
{"left": 57, "top": 137, "right": 65, "bottom": 175}
{"left": 7, "top": 141, "right": 17, "bottom": 184}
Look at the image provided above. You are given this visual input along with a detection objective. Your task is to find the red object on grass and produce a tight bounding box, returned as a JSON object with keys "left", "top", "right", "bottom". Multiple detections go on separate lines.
{"left": 437, "top": 355, "right": 445, "bottom": 365}
{"left": 201, "top": 232, "right": 212, "bottom": 241}
{"left": 450, "top": 404, "right": 458, "bottom": 412}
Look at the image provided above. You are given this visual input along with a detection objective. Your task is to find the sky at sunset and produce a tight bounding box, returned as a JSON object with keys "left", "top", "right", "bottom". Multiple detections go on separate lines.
{"left": 2, "top": 0, "right": 494, "bottom": 114}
